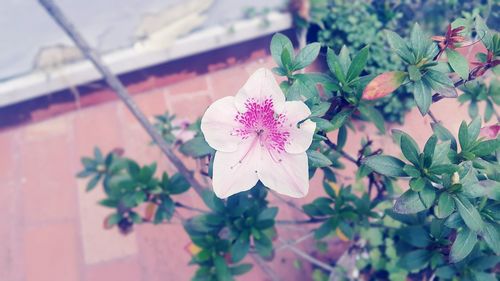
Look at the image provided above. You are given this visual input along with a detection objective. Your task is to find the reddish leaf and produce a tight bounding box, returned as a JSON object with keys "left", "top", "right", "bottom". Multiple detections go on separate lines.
{"left": 363, "top": 71, "right": 406, "bottom": 100}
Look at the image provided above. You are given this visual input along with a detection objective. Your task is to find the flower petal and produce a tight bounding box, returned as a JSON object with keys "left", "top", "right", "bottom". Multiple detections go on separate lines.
{"left": 201, "top": 96, "right": 241, "bottom": 152}
{"left": 258, "top": 150, "right": 309, "bottom": 198}
{"left": 235, "top": 68, "right": 285, "bottom": 113}
{"left": 212, "top": 137, "right": 261, "bottom": 198}
{"left": 283, "top": 101, "right": 316, "bottom": 154}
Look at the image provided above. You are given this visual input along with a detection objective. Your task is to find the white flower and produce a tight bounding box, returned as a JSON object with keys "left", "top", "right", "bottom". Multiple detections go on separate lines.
{"left": 201, "top": 68, "right": 316, "bottom": 198}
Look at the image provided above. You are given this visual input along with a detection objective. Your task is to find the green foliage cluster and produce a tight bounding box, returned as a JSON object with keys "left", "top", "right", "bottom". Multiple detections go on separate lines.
{"left": 78, "top": 12, "right": 499, "bottom": 281}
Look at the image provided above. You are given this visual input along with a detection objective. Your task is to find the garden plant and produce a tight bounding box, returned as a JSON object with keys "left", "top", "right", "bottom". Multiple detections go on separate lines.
{"left": 78, "top": 14, "right": 500, "bottom": 281}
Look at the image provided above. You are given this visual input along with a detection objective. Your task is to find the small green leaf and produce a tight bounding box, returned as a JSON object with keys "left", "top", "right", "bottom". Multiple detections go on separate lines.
{"left": 431, "top": 123, "right": 457, "bottom": 150}
{"left": 458, "top": 121, "right": 469, "bottom": 151}
{"left": 364, "top": 155, "right": 407, "bottom": 177}
{"left": 450, "top": 228, "right": 477, "bottom": 263}
{"left": 270, "top": 33, "right": 294, "bottom": 68}
{"left": 180, "top": 136, "right": 215, "bottom": 157}
{"left": 401, "top": 134, "right": 421, "bottom": 166}
{"left": 293, "top": 42, "right": 321, "bottom": 70}
{"left": 454, "top": 195, "right": 484, "bottom": 232}
{"left": 436, "top": 192, "right": 455, "bottom": 218}
{"left": 481, "top": 222, "right": 500, "bottom": 255}
{"left": 446, "top": 49, "right": 469, "bottom": 80}
{"left": 394, "top": 189, "right": 427, "bottom": 214}
{"left": 329, "top": 108, "right": 353, "bottom": 131}
{"left": 327, "top": 48, "right": 346, "bottom": 84}
{"left": 230, "top": 264, "right": 253, "bottom": 276}
{"left": 168, "top": 173, "right": 190, "bottom": 194}
{"left": 346, "top": 46, "right": 369, "bottom": 82}
{"left": 408, "top": 65, "right": 422, "bottom": 82}
{"left": 385, "top": 30, "right": 414, "bottom": 64}
{"left": 86, "top": 174, "right": 102, "bottom": 191}
{"left": 399, "top": 226, "right": 431, "bottom": 248}
{"left": 358, "top": 104, "right": 385, "bottom": 133}
{"left": 410, "top": 23, "right": 428, "bottom": 62}
{"left": 410, "top": 177, "right": 426, "bottom": 192}
{"left": 214, "top": 255, "right": 234, "bottom": 281}
{"left": 307, "top": 150, "right": 333, "bottom": 168}
{"left": 400, "top": 249, "right": 431, "bottom": 271}
{"left": 413, "top": 80, "right": 432, "bottom": 115}
{"left": 230, "top": 234, "right": 250, "bottom": 263}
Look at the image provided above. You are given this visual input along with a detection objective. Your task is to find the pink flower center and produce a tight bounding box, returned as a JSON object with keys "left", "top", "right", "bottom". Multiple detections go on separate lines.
{"left": 233, "top": 98, "right": 290, "bottom": 153}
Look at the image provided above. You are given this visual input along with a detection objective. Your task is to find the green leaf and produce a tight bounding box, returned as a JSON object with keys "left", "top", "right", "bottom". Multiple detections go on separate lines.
{"left": 475, "top": 16, "right": 493, "bottom": 50}
{"left": 365, "top": 155, "right": 407, "bottom": 177}
{"left": 281, "top": 48, "right": 293, "bottom": 71}
{"left": 346, "top": 46, "right": 369, "bottom": 82}
{"left": 270, "top": 33, "right": 294, "bottom": 68}
{"left": 413, "top": 79, "right": 432, "bottom": 115}
{"left": 314, "top": 218, "right": 335, "bottom": 239}
{"left": 294, "top": 42, "right": 321, "bottom": 70}
{"left": 458, "top": 121, "right": 469, "bottom": 151}
{"left": 401, "top": 134, "right": 421, "bottom": 166}
{"left": 180, "top": 136, "right": 215, "bottom": 157}
{"left": 337, "top": 126, "right": 347, "bottom": 149}
{"left": 436, "top": 192, "right": 455, "bottom": 218}
{"left": 400, "top": 249, "right": 430, "bottom": 271}
{"left": 230, "top": 264, "right": 253, "bottom": 276}
{"left": 423, "top": 135, "right": 437, "bottom": 165}
{"left": 399, "top": 226, "right": 431, "bottom": 248}
{"left": 329, "top": 108, "right": 353, "bottom": 131}
{"left": 409, "top": 177, "right": 426, "bottom": 192}
{"left": 358, "top": 104, "right": 385, "bottom": 133}
{"left": 385, "top": 30, "right": 414, "bottom": 63}
{"left": 410, "top": 23, "right": 428, "bottom": 62}
{"left": 419, "top": 185, "right": 436, "bottom": 209}
{"left": 450, "top": 228, "right": 477, "bottom": 263}
{"left": 468, "top": 116, "right": 481, "bottom": 143}
{"left": 230, "top": 234, "right": 250, "bottom": 263}
{"left": 307, "top": 150, "right": 333, "bottom": 168}
{"left": 326, "top": 48, "right": 346, "bottom": 84}
{"left": 481, "top": 222, "right": 500, "bottom": 255}
{"left": 168, "top": 173, "right": 190, "bottom": 194}
{"left": 394, "top": 189, "right": 427, "bottom": 214}
{"left": 431, "top": 123, "right": 457, "bottom": 150}
{"left": 258, "top": 207, "right": 278, "bottom": 221}
{"left": 338, "top": 45, "right": 351, "bottom": 74}
{"left": 311, "top": 117, "right": 335, "bottom": 132}
{"left": 453, "top": 195, "right": 484, "bottom": 232}
{"left": 86, "top": 174, "right": 102, "bottom": 191}
{"left": 446, "top": 49, "right": 469, "bottom": 80}
{"left": 471, "top": 139, "right": 500, "bottom": 157}
{"left": 214, "top": 255, "right": 234, "bottom": 281}
{"left": 408, "top": 65, "right": 422, "bottom": 82}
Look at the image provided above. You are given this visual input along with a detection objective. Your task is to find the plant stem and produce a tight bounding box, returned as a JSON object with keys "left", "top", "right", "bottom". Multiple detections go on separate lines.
{"left": 279, "top": 238, "right": 335, "bottom": 272}
{"left": 38, "top": 0, "right": 206, "bottom": 196}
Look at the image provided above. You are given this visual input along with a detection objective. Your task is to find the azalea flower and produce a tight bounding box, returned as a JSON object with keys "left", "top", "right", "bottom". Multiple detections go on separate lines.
{"left": 479, "top": 124, "right": 500, "bottom": 139}
{"left": 201, "top": 68, "right": 316, "bottom": 198}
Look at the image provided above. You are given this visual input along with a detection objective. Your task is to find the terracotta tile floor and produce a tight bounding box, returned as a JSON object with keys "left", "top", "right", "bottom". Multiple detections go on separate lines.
{"left": 0, "top": 55, "right": 494, "bottom": 281}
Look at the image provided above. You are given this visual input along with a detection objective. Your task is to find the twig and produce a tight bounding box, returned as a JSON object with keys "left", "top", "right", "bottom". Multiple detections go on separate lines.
{"left": 250, "top": 254, "right": 281, "bottom": 281}
{"left": 323, "top": 137, "right": 358, "bottom": 166}
{"left": 276, "top": 218, "right": 326, "bottom": 225}
{"left": 174, "top": 202, "right": 208, "bottom": 213}
{"left": 427, "top": 110, "right": 440, "bottom": 124}
{"left": 279, "top": 238, "right": 335, "bottom": 272}
{"left": 38, "top": 0, "right": 206, "bottom": 196}
{"left": 276, "top": 232, "right": 315, "bottom": 252}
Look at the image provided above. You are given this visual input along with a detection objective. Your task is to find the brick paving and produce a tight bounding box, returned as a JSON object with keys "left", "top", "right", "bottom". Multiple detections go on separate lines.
{"left": 0, "top": 51, "right": 495, "bottom": 281}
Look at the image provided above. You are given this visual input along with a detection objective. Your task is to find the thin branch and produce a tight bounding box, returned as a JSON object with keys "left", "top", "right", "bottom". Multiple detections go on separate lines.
{"left": 38, "top": 0, "right": 206, "bottom": 196}
{"left": 323, "top": 137, "right": 358, "bottom": 166}
{"left": 427, "top": 110, "right": 440, "bottom": 124}
{"left": 250, "top": 254, "right": 281, "bottom": 281}
{"left": 174, "top": 202, "right": 208, "bottom": 213}
{"left": 275, "top": 232, "right": 315, "bottom": 252}
{"left": 276, "top": 218, "right": 326, "bottom": 225}
{"left": 279, "top": 238, "right": 335, "bottom": 272}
